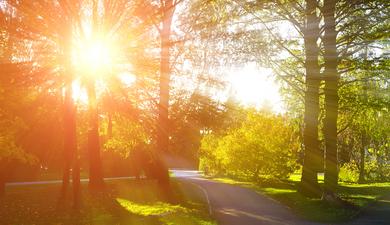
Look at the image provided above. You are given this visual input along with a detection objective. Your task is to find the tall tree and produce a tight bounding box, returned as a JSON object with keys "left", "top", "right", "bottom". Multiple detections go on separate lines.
{"left": 86, "top": 0, "right": 105, "bottom": 190}
{"left": 299, "top": 0, "right": 322, "bottom": 197}
{"left": 322, "top": 0, "right": 339, "bottom": 199}
{"left": 156, "top": 0, "right": 178, "bottom": 184}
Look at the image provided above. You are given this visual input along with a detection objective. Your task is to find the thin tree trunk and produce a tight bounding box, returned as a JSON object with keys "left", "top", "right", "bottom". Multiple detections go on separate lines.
{"left": 299, "top": 0, "right": 322, "bottom": 197}
{"left": 69, "top": 96, "right": 80, "bottom": 209}
{"left": 358, "top": 132, "right": 366, "bottom": 183}
{"left": 323, "top": 0, "right": 339, "bottom": 199}
{"left": 107, "top": 112, "right": 113, "bottom": 139}
{"left": 72, "top": 151, "right": 81, "bottom": 209}
{"left": 0, "top": 171, "right": 5, "bottom": 196}
{"left": 156, "top": 0, "right": 175, "bottom": 185}
{"left": 60, "top": 83, "right": 74, "bottom": 201}
{"left": 358, "top": 45, "right": 369, "bottom": 184}
{"left": 87, "top": 80, "right": 104, "bottom": 190}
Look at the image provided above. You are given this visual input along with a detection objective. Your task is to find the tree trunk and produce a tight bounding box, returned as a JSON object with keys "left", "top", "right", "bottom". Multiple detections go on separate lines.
{"left": 156, "top": 0, "right": 175, "bottom": 185}
{"left": 87, "top": 80, "right": 104, "bottom": 190}
{"left": 107, "top": 112, "right": 113, "bottom": 139}
{"left": 358, "top": 132, "right": 366, "bottom": 183}
{"left": 61, "top": 81, "right": 80, "bottom": 208}
{"left": 323, "top": 0, "right": 339, "bottom": 199}
{"left": 72, "top": 152, "right": 81, "bottom": 209}
{"left": 60, "top": 83, "right": 74, "bottom": 201}
{"left": 0, "top": 172, "right": 5, "bottom": 197}
{"left": 68, "top": 92, "right": 80, "bottom": 209}
{"left": 299, "top": 0, "right": 322, "bottom": 198}
{"left": 358, "top": 47, "right": 369, "bottom": 184}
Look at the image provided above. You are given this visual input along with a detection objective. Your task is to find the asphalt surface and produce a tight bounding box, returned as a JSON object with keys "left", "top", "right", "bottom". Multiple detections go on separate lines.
{"left": 172, "top": 170, "right": 321, "bottom": 225}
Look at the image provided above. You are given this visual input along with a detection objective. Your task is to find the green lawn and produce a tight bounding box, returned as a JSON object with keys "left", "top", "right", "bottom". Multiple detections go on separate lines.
{"left": 213, "top": 174, "right": 390, "bottom": 222}
{"left": 0, "top": 179, "right": 215, "bottom": 225}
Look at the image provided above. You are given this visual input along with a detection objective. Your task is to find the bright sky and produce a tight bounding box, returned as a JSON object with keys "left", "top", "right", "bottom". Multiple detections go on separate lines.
{"left": 228, "top": 63, "right": 284, "bottom": 113}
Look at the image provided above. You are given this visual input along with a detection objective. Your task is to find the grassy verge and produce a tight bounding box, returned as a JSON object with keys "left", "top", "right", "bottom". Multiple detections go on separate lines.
{"left": 212, "top": 174, "right": 390, "bottom": 222}
{"left": 0, "top": 179, "right": 215, "bottom": 225}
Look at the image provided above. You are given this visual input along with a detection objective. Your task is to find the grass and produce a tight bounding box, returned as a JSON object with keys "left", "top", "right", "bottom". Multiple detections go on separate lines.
{"left": 212, "top": 174, "right": 390, "bottom": 222}
{"left": 0, "top": 179, "right": 216, "bottom": 225}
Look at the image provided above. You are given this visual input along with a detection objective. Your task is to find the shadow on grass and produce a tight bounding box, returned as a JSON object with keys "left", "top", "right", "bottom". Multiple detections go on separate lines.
{"left": 258, "top": 180, "right": 390, "bottom": 222}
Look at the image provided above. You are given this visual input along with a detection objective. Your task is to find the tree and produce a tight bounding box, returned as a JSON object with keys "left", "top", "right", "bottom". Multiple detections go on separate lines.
{"left": 321, "top": 0, "right": 389, "bottom": 198}
{"left": 298, "top": 0, "right": 323, "bottom": 197}
{"left": 155, "top": 0, "right": 179, "bottom": 184}
{"left": 322, "top": 0, "right": 339, "bottom": 199}
{"left": 200, "top": 108, "right": 299, "bottom": 180}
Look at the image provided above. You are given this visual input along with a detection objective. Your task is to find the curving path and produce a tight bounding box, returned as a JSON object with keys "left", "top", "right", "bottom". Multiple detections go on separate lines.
{"left": 172, "top": 170, "right": 321, "bottom": 225}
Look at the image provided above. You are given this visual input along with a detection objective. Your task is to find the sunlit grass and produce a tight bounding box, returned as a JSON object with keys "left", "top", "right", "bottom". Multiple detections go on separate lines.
{"left": 116, "top": 197, "right": 216, "bottom": 225}
{"left": 288, "top": 172, "right": 324, "bottom": 183}
{"left": 116, "top": 198, "right": 187, "bottom": 216}
{"left": 212, "top": 177, "right": 252, "bottom": 186}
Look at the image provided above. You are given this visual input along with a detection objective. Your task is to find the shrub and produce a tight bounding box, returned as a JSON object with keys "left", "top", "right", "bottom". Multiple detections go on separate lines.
{"left": 338, "top": 162, "right": 360, "bottom": 183}
{"left": 200, "top": 110, "right": 299, "bottom": 180}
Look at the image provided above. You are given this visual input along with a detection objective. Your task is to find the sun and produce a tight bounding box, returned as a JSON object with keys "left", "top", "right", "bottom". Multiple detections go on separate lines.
{"left": 72, "top": 38, "right": 117, "bottom": 75}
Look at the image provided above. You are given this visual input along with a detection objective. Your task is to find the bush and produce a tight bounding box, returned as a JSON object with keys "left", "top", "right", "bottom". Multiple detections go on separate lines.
{"left": 338, "top": 162, "right": 360, "bottom": 183}
{"left": 200, "top": 109, "right": 299, "bottom": 181}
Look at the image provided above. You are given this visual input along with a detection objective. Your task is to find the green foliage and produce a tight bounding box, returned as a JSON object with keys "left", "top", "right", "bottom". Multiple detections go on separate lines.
{"left": 200, "top": 109, "right": 299, "bottom": 180}
{"left": 0, "top": 111, "right": 36, "bottom": 165}
{"left": 339, "top": 163, "right": 360, "bottom": 183}
{"left": 104, "top": 116, "right": 150, "bottom": 158}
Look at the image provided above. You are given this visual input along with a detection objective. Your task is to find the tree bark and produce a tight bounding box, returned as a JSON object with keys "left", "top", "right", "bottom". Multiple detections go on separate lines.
{"left": 323, "top": 0, "right": 339, "bottom": 198}
{"left": 358, "top": 132, "right": 366, "bottom": 183}
{"left": 61, "top": 80, "right": 80, "bottom": 208}
{"left": 60, "top": 83, "right": 74, "bottom": 200}
{"left": 72, "top": 150, "right": 81, "bottom": 209}
{"left": 156, "top": 0, "right": 175, "bottom": 185}
{"left": 0, "top": 170, "right": 5, "bottom": 197}
{"left": 107, "top": 112, "right": 113, "bottom": 139}
{"left": 87, "top": 80, "right": 104, "bottom": 190}
{"left": 358, "top": 46, "right": 369, "bottom": 184}
{"left": 299, "top": 0, "right": 322, "bottom": 197}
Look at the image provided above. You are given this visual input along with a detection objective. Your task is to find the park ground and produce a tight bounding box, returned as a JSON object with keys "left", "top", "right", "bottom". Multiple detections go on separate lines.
{"left": 0, "top": 178, "right": 215, "bottom": 225}
{"left": 1, "top": 170, "right": 389, "bottom": 225}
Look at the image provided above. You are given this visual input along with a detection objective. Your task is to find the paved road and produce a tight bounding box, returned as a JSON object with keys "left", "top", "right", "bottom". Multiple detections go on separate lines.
{"left": 172, "top": 170, "right": 321, "bottom": 225}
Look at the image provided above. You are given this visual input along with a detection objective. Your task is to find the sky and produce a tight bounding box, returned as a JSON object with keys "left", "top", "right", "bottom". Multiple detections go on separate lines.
{"left": 228, "top": 63, "right": 285, "bottom": 113}
{"left": 71, "top": 59, "right": 285, "bottom": 113}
